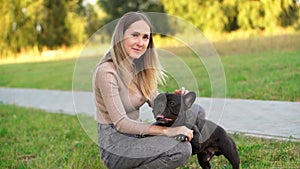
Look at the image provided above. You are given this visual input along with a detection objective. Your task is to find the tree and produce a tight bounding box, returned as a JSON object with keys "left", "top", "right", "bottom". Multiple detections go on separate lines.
{"left": 160, "top": 0, "right": 231, "bottom": 33}
{"left": 97, "top": 0, "right": 173, "bottom": 35}
{"left": 237, "top": 0, "right": 265, "bottom": 30}
{"left": 0, "top": 0, "right": 45, "bottom": 55}
{"left": 237, "top": 0, "right": 298, "bottom": 30}
{"left": 0, "top": 0, "right": 88, "bottom": 56}
{"left": 160, "top": 0, "right": 299, "bottom": 32}
{"left": 84, "top": 4, "right": 106, "bottom": 37}
{"left": 98, "top": 0, "right": 164, "bottom": 22}
{"left": 39, "top": 0, "right": 86, "bottom": 48}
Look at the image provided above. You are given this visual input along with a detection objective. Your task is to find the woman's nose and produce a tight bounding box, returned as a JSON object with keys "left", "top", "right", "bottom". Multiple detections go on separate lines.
{"left": 136, "top": 37, "right": 144, "bottom": 46}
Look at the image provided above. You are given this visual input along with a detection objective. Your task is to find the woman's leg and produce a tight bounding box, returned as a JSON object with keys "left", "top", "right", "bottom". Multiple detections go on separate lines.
{"left": 99, "top": 141, "right": 191, "bottom": 169}
{"left": 135, "top": 141, "right": 192, "bottom": 169}
{"left": 98, "top": 124, "right": 192, "bottom": 169}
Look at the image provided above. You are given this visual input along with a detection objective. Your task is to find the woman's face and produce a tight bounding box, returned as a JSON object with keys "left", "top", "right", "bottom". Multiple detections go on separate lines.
{"left": 123, "top": 20, "right": 150, "bottom": 60}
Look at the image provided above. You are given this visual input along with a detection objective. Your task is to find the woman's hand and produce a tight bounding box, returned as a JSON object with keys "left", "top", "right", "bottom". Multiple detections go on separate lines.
{"left": 163, "top": 126, "right": 194, "bottom": 141}
{"left": 149, "top": 124, "right": 193, "bottom": 141}
{"left": 174, "top": 87, "right": 189, "bottom": 95}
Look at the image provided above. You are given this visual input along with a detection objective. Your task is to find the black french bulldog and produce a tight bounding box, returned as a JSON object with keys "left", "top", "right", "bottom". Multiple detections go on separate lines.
{"left": 152, "top": 92, "right": 240, "bottom": 169}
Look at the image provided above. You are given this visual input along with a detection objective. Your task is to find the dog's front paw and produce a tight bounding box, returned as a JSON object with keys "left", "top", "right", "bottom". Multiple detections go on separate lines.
{"left": 174, "top": 134, "right": 189, "bottom": 142}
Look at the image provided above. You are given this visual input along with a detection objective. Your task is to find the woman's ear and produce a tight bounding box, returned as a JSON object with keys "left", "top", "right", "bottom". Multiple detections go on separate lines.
{"left": 182, "top": 92, "right": 196, "bottom": 109}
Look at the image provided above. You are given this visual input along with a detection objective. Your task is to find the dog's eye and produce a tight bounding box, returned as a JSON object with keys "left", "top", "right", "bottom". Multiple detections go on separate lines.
{"left": 169, "top": 101, "right": 176, "bottom": 106}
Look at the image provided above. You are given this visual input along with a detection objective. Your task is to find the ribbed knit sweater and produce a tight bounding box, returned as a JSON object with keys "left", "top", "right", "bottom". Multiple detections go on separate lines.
{"left": 93, "top": 61, "right": 152, "bottom": 135}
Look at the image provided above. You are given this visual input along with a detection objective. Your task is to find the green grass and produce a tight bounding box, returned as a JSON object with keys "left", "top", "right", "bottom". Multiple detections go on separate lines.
{"left": 1, "top": 103, "right": 299, "bottom": 168}
{"left": 1, "top": 49, "right": 299, "bottom": 101}
{"left": 0, "top": 103, "right": 105, "bottom": 169}
{"left": 0, "top": 58, "right": 76, "bottom": 90}
{"left": 222, "top": 51, "right": 300, "bottom": 101}
{"left": 1, "top": 34, "right": 299, "bottom": 168}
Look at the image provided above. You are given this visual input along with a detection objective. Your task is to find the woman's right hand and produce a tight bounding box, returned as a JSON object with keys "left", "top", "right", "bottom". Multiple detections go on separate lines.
{"left": 163, "top": 126, "right": 194, "bottom": 141}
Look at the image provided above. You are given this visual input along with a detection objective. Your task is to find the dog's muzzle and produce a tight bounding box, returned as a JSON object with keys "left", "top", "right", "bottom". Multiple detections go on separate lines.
{"left": 155, "top": 114, "right": 174, "bottom": 123}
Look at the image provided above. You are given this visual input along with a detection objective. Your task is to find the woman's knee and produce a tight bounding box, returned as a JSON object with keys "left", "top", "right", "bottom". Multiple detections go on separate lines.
{"left": 165, "top": 141, "right": 192, "bottom": 166}
{"left": 179, "top": 141, "right": 192, "bottom": 162}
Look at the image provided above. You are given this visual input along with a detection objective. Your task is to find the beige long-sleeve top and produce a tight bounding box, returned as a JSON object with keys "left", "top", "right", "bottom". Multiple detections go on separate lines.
{"left": 93, "top": 61, "right": 152, "bottom": 135}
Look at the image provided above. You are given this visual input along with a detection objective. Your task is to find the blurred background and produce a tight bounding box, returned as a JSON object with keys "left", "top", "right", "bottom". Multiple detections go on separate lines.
{"left": 1, "top": 1, "right": 300, "bottom": 168}
{"left": 1, "top": 0, "right": 299, "bottom": 63}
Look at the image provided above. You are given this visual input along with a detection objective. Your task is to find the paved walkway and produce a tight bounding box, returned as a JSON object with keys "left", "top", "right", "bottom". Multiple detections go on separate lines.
{"left": 0, "top": 87, "right": 299, "bottom": 141}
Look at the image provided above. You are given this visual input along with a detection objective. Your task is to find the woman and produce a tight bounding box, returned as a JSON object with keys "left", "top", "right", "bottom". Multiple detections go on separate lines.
{"left": 93, "top": 12, "right": 193, "bottom": 169}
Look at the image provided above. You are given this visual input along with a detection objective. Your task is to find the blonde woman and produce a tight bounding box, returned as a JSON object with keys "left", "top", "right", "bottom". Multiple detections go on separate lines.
{"left": 93, "top": 12, "right": 193, "bottom": 169}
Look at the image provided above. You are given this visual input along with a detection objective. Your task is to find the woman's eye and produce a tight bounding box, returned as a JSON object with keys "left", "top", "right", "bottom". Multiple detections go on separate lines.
{"left": 132, "top": 33, "right": 138, "bottom": 37}
{"left": 143, "top": 35, "right": 149, "bottom": 39}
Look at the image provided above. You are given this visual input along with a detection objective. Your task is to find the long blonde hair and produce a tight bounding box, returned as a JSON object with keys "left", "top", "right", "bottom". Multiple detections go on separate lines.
{"left": 101, "top": 12, "right": 166, "bottom": 100}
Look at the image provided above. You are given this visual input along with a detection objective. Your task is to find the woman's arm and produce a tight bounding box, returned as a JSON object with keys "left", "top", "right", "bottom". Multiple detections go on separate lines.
{"left": 148, "top": 125, "right": 194, "bottom": 141}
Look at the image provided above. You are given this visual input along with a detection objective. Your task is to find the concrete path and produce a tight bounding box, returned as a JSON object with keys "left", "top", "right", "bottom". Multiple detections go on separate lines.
{"left": 0, "top": 87, "right": 299, "bottom": 141}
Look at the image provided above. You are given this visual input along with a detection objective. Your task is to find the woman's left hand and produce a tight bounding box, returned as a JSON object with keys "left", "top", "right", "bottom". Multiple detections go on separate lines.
{"left": 174, "top": 87, "right": 189, "bottom": 95}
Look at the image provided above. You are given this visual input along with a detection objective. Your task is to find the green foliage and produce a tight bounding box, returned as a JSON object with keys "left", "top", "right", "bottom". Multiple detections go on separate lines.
{"left": 166, "top": 0, "right": 230, "bottom": 33}
{"left": 161, "top": 0, "right": 235, "bottom": 32}
{"left": 42, "top": 0, "right": 69, "bottom": 48}
{"left": 160, "top": 0, "right": 299, "bottom": 32}
{"left": 237, "top": 0, "right": 265, "bottom": 30}
{"left": 0, "top": 0, "right": 44, "bottom": 54}
{"left": 98, "top": 0, "right": 174, "bottom": 36}
{"left": 0, "top": 0, "right": 88, "bottom": 57}
{"left": 65, "top": 11, "right": 87, "bottom": 45}
{"left": 1, "top": 0, "right": 300, "bottom": 57}
{"left": 84, "top": 4, "right": 107, "bottom": 37}
{"left": 39, "top": 0, "right": 87, "bottom": 48}
{"left": 98, "top": 0, "right": 164, "bottom": 22}
{"left": 237, "top": 0, "right": 299, "bottom": 30}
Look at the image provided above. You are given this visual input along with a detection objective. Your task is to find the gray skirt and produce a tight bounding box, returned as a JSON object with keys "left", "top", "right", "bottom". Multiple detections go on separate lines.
{"left": 98, "top": 124, "right": 192, "bottom": 169}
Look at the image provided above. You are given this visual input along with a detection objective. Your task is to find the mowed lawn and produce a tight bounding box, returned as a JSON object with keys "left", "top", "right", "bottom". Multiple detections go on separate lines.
{"left": 0, "top": 41, "right": 300, "bottom": 168}
{"left": 1, "top": 103, "right": 299, "bottom": 169}
{"left": 0, "top": 49, "right": 299, "bottom": 101}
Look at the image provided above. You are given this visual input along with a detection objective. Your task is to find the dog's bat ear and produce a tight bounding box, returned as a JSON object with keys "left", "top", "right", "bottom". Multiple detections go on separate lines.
{"left": 156, "top": 93, "right": 165, "bottom": 99}
{"left": 183, "top": 92, "right": 196, "bottom": 109}
{"left": 154, "top": 93, "right": 167, "bottom": 104}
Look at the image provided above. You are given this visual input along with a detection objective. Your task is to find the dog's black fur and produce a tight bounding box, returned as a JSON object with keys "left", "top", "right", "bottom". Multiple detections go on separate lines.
{"left": 152, "top": 92, "right": 240, "bottom": 169}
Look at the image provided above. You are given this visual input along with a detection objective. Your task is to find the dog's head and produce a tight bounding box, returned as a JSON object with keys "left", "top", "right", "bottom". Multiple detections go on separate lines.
{"left": 152, "top": 92, "right": 196, "bottom": 126}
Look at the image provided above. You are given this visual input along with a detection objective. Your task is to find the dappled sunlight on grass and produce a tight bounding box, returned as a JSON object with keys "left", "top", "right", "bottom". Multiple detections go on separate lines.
{"left": 1, "top": 32, "right": 300, "bottom": 65}
{"left": 0, "top": 44, "right": 110, "bottom": 65}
